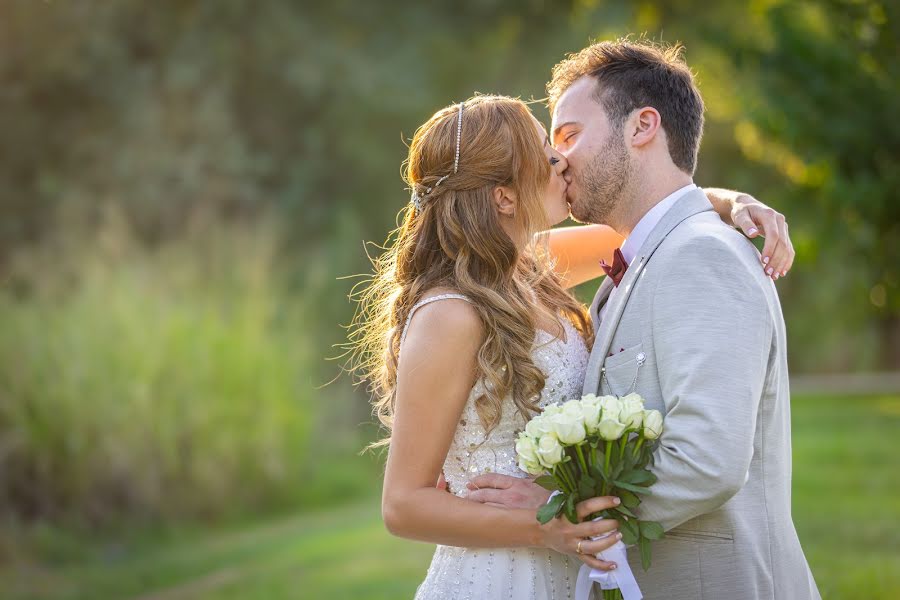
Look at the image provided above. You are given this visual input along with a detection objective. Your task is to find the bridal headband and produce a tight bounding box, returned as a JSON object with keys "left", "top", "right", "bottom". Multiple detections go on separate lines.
{"left": 411, "top": 102, "right": 464, "bottom": 214}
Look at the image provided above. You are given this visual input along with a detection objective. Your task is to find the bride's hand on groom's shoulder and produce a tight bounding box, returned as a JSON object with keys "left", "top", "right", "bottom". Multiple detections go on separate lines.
{"left": 463, "top": 473, "right": 551, "bottom": 509}
{"left": 730, "top": 194, "right": 795, "bottom": 280}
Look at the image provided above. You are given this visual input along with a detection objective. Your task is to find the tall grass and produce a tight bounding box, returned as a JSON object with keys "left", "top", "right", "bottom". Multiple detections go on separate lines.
{"left": 0, "top": 213, "right": 318, "bottom": 528}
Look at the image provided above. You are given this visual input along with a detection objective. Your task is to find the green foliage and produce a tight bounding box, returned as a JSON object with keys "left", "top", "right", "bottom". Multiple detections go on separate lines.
{"left": 536, "top": 490, "right": 566, "bottom": 524}
{"left": 639, "top": 520, "right": 664, "bottom": 541}
{"left": 0, "top": 0, "right": 896, "bottom": 543}
{"left": 533, "top": 474, "right": 559, "bottom": 491}
{"left": 699, "top": 0, "right": 900, "bottom": 367}
{"left": 610, "top": 480, "right": 651, "bottom": 495}
{"left": 0, "top": 394, "right": 897, "bottom": 599}
{"left": 0, "top": 1, "right": 895, "bottom": 372}
{"left": 0, "top": 217, "right": 322, "bottom": 526}
{"left": 537, "top": 432, "right": 664, "bottom": 567}
{"left": 619, "top": 516, "right": 639, "bottom": 546}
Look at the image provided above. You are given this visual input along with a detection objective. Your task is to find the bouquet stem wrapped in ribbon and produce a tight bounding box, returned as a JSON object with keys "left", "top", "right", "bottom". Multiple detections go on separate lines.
{"left": 515, "top": 393, "right": 665, "bottom": 600}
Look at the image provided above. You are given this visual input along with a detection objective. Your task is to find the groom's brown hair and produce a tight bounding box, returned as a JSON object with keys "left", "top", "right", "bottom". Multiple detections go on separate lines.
{"left": 547, "top": 38, "right": 705, "bottom": 175}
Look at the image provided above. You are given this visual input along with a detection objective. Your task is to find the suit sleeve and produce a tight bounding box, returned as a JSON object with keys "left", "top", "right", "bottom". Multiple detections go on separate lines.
{"left": 636, "top": 236, "right": 773, "bottom": 531}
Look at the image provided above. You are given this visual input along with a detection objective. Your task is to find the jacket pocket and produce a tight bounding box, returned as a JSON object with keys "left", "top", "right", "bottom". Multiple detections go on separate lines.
{"left": 601, "top": 343, "right": 645, "bottom": 396}
{"left": 665, "top": 529, "right": 734, "bottom": 545}
{"left": 603, "top": 342, "right": 644, "bottom": 370}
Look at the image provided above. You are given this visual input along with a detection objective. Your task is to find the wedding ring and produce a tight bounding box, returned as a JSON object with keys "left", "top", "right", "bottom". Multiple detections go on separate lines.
{"left": 576, "top": 540, "right": 584, "bottom": 554}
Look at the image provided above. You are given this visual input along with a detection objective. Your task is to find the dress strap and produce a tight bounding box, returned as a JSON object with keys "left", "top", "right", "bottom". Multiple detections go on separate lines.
{"left": 400, "top": 293, "right": 472, "bottom": 349}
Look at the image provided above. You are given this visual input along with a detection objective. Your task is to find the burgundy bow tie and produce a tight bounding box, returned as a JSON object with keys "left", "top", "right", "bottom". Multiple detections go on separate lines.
{"left": 600, "top": 248, "right": 628, "bottom": 287}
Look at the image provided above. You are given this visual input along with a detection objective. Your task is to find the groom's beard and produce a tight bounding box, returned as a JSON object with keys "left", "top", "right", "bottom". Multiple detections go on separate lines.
{"left": 569, "top": 131, "right": 632, "bottom": 227}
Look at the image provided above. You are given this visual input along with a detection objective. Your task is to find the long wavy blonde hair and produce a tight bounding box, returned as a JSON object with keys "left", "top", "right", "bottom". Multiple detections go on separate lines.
{"left": 348, "top": 95, "right": 592, "bottom": 451}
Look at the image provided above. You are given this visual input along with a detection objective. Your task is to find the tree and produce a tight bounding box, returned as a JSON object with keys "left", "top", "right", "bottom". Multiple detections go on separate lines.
{"left": 709, "top": 0, "right": 900, "bottom": 367}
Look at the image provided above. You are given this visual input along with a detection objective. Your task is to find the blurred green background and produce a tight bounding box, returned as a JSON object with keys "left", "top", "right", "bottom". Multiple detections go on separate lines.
{"left": 0, "top": 1, "right": 897, "bottom": 599}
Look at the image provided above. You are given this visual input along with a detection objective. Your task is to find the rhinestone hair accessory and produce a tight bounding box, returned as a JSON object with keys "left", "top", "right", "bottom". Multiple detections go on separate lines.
{"left": 452, "top": 101, "right": 463, "bottom": 174}
{"left": 410, "top": 102, "right": 464, "bottom": 214}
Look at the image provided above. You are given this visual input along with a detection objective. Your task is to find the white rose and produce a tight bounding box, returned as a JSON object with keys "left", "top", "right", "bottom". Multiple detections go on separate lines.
{"left": 597, "top": 416, "right": 627, "bottom": 441}
{"left": 562, "top": 399, "right": 584, "bottom": 416}
{"left": 619, "top": 393, "right": 646, "bottom": 429}
{"left": 599, "top": 395, "right": 623, "bottom": 422}
{"left": 582, "top": 394, "right": 601, "bottom": 406}
{"left": 542, "top": 403, "right": 563, "bottom": 418}
{"left": 548, "top": 410, "right": 586, "bottom": 445}
{"left": 580, "top": 397, "right": 602, "bottom": 432}
{"left": 643, "top": 409, "right": 664, "bottom": 440}
{"left": 536, "top": 434, "right": 564, "bottom": 468}
{"left": 518, "top": 455, "right": 544, "bottom": 476}
{"left": 515, "top": 433, "right": 540, "bottom": 463}
{"left": 525, "top": 415, "right": 555, "bottom": 440}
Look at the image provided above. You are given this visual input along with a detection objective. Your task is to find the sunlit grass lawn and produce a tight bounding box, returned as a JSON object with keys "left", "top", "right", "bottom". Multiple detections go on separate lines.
{"left": 2, "top": 393, "right": 898, "bottom": 600}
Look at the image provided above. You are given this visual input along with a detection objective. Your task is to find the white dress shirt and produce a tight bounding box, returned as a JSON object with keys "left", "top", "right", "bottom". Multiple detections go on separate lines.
{"left": 599, "top": 183, "right": 698, "bottom": 322}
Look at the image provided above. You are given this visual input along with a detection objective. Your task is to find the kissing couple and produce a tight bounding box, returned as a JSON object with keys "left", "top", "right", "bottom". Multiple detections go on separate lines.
{"left": 351, "top": 38, "right": 820, "bottom": 600}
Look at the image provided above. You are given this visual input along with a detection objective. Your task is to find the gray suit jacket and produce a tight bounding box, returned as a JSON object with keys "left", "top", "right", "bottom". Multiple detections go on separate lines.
{"left": 583, "top": 189, "right": 820, "bottom": 600}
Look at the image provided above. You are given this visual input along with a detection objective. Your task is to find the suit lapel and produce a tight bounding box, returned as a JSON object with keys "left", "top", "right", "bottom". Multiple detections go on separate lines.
{"left": 589, "top": 276, "right": 615, "bottom": 337}
{"left": 583, "top": 189, "right": 716, "bottom": 395}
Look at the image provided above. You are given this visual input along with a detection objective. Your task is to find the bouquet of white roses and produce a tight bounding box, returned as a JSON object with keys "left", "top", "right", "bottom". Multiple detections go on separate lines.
{"left": 516, "top": 393, "right": 665, "bottom": 600}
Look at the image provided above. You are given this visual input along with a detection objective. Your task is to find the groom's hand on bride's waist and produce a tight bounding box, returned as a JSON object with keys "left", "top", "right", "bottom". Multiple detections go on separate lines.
{"left": 464, "top": 474, "right": 623, "bottom": 571}
{"left": 463, "top": 474, "right": 552, "bottom": 509}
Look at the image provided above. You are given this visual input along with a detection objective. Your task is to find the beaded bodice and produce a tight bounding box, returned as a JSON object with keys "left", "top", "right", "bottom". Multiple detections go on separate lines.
{"left": 400, "top": 293, "right": 590, "bottom": 497}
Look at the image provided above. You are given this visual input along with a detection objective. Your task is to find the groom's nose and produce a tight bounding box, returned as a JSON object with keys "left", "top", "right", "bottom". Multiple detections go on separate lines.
{"left": 563, "top": 170, "right": 573, "bottom": 184}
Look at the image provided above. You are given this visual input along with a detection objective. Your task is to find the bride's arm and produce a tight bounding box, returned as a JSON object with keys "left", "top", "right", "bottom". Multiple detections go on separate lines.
{"left": 381, "top": 298, "right": 619, "bottom": 565}
{"left": 703, "top": 188, "right": 795, "bottom": 279}
{"left": 543, "top": 189, "right": 795, "bottom": 288}
{"left": 543, "top": 224, "right": 624, "bottom": 289}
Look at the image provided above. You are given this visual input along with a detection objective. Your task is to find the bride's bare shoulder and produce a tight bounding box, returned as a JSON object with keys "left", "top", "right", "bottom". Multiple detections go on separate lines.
{"left": 405, "top": 288, "right": 482, "bottom": 349}
{"left": 418, "top": 286, "right": 466, "bottom": 302}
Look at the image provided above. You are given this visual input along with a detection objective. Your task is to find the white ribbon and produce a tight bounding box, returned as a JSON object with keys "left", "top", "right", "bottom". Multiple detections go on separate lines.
{"left": 573, "top": 529, "right": 642, "bottom": 600}
{"left": 546, "top": 492, "right": 642, "bottom": 600}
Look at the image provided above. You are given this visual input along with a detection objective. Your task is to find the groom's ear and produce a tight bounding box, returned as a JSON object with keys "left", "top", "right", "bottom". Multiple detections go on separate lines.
{"left": 492, "top": 185, "right": 518, "bottom": 217}
{"left": 629, "top": 107, "right": 662, "bottom": 148}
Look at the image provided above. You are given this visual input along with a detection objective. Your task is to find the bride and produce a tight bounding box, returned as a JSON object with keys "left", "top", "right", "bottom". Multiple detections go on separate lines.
{"left": 348, "top": 95, "right": 793, "bottom": 599}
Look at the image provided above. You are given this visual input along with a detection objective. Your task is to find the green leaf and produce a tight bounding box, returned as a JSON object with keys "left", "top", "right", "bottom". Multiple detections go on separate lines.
{"left": 577, "top": 481, "right": 593, "bottom": 499}
{"left": 533, "top": 475, "right": 559, "bottom": 491}
{"left": 637, "top": 441, "right": 658, "bottom": 469}
{"left": 618, "top": 469, "right": 656, "bottom": 486}
{"left": 609, "top": 461, "right": 624, "bottom": 481}
{"left": 618, "top": 489, "right": 640, "bottom": 509}
{"left": 536, "top": 492, "right": 566, "bottom": 524}
{"left": 614, "top": 504, "right": 637, "bottom": 518}
{"left": 639, "top": 520, "right": 665, "bottom": 541}
{"left": 587, "top": 508, "right": 615, "bottom": 521}
{"left": 578, "top": 477, "right": 595, "bottom": 499}
{"left": 619, "top": 517, "right": 639, "bottom": 545}
{"left": 639, "top": 535, "right": 652, "bottom": 571}
{"left": 589, "top": 465, "right": 608, "bottom": 483}
{"left": 612, "top": 480, "right": 652, "bottom": 495}
{"left": 564, "top": 492, "right": 578, "bottom": 524}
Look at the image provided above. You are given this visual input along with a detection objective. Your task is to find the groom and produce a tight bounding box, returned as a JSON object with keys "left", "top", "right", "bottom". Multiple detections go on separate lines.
{"left": 466, "top": 40, "right": 821, "bottom": 600}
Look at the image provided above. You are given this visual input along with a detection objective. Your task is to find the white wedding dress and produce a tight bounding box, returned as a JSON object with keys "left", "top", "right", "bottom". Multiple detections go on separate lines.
{"left": 402, "top": 294, "right": 591, "bottom": 600}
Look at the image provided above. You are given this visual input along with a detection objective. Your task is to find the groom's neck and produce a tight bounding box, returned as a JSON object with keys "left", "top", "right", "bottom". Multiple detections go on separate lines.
{"left": 612, "top": 168, "right": 693, "bottom": 237}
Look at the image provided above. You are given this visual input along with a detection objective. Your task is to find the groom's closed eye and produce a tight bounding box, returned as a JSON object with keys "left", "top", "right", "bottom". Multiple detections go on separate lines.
{"left": 553, "top": 126, "right": 580, "bottom": 149}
